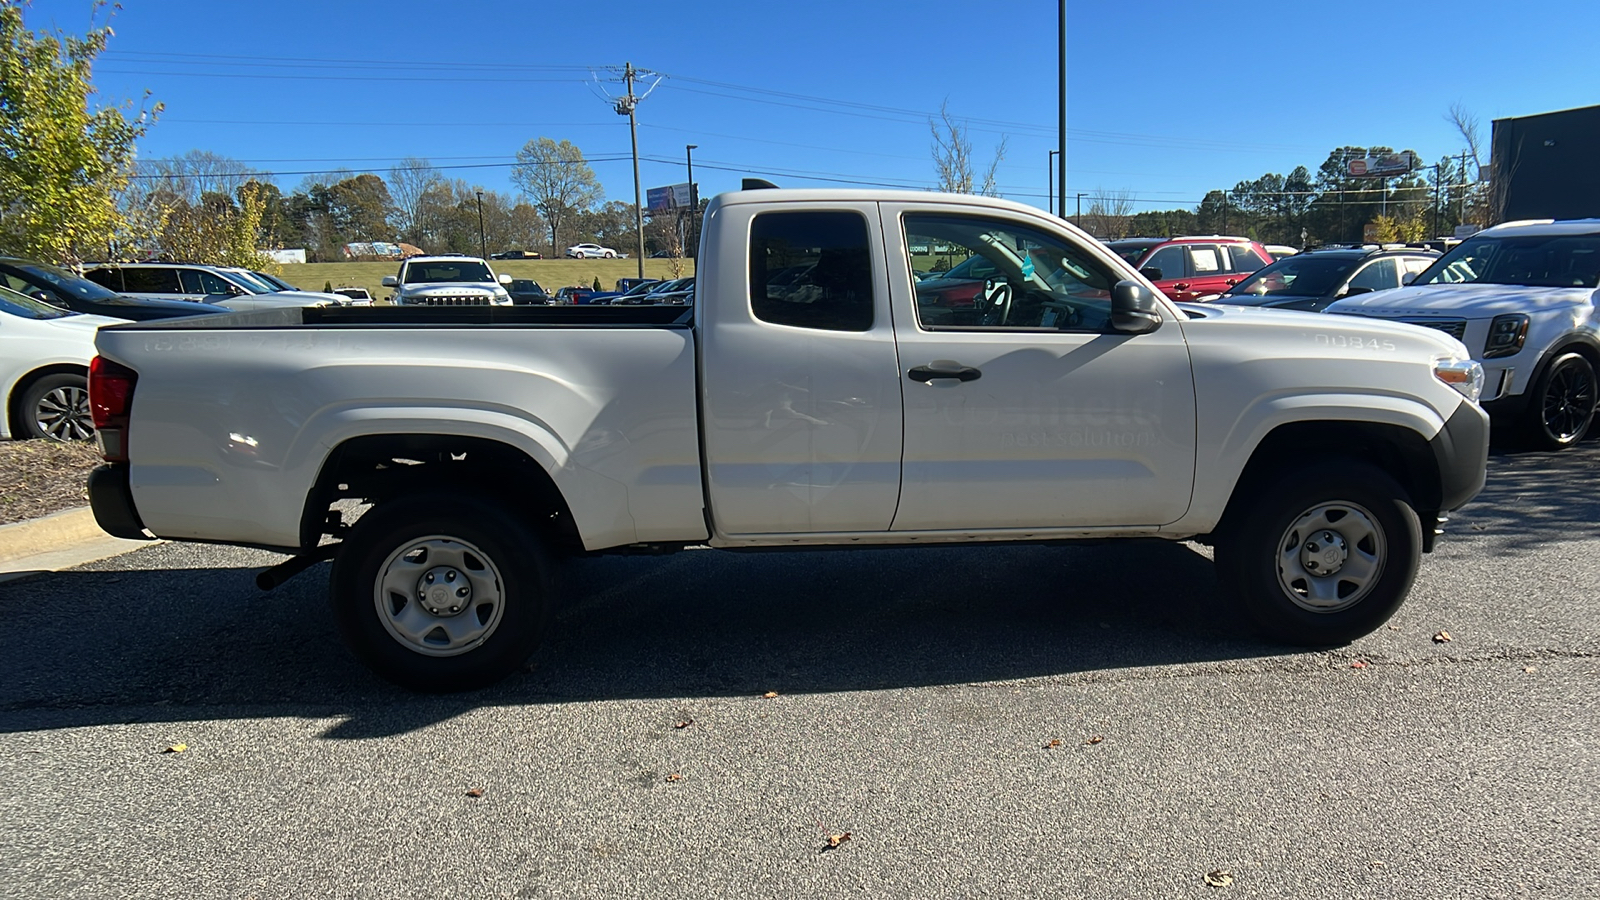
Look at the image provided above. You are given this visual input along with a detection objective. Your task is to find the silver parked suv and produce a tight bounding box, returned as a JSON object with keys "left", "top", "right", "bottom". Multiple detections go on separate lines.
{"left": 84, "top": 263, "right": 342, "bottom": 311}
{"left": 381, "top": 256, "right": 513, "bottom": 306}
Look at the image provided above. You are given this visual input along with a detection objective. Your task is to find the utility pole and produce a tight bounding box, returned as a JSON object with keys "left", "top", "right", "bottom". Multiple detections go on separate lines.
{"left": 685, "top": 144, "right": 697, "bottom": 260}
{"left": 1057, "top": 0, "right": 1067, "bottom": 226}
{"left": 1430, "top": 163, "right": 1441, "bottom": 238}
{"left": 475, "top": 190, "right": 486, "bottom": 260}
{"left": 1459, "top": 150, "right": 1471, "bottom": 224}
{"left": 1076, "top": 192, "right": 1084, "bottom": 227}
{"left": 616, "top": 62, "right": 646, "bottom": 278}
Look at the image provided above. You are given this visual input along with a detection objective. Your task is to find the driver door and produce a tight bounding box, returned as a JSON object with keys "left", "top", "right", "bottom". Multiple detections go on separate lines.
{"left": 884, "top": 203, "right": 1197, "bottom": 531}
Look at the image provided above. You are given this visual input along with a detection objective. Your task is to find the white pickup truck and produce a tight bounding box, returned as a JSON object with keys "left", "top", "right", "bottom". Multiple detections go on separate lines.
{"left": 86, "top": 188, "right": 1490, "bottom": 690}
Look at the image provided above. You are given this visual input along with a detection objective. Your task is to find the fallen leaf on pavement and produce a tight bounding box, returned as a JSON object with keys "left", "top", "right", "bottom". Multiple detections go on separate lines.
{"left": 1044, "top": 739, "right": 1063, "bottom": 749}
{"left": 1523, "top": 665, "right": 1537, "bottom": 673}
{"left": 1204, "top": 868, "right": 1234, "bottom": 887}
{"left": 1433, "top": 630, "right": 1453, "bottom": 643}
{"left": 163, "top": 743, "right": 187, "bottom": 754}
{"left": 761, "top": 691, "right": 779, "bottom": 699}
{"left": 1350, "top": 659, "right": 1369, "bottom": 669}
{"left": 1086, "top": 735, "right": 1104, "bottom": 745}
{"left": 465, "top": 788, "right": 484, "bottom": 798}
{"left": 665, "top": 773, "right": 682, "bottom": 783}
{"left": 825, "top": 832, "right": 852, "bottom": 849}
{"left": 674, "top": 719, "right": 694, "bottom": 729}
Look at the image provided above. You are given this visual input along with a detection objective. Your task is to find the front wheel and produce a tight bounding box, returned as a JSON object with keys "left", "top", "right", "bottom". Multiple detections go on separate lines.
{"left": 330, "top": 493, "right": 553, "bottom": 691}
{"left": 1523, "top": 351, "right": 1596, "bottom": 450}
{"left": 603, "top": 251, "right": 615, "bottom": 259}
{"left": 20, "top": 373, "right": 94, "bottom": 441}
{"left": 1214, "top": 461, "right": 1421, "bottom": 645}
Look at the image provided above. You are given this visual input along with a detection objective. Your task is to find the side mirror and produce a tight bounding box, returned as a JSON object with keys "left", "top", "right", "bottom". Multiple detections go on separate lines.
{"left": 1401, "top": 272, "right": 1417, "bottom": 285}
{"left": 1341, "top": 285, "right": 1375, "bottom": 297}
{"left": 1111, "top": 280, "right": 1163, "bottom": 334}
{"left": 381, "top": 275, "right": 398, "bottom": 287}
{"left": 1139, "top": 266, "right": 1164, "bottom": 282}
{"left": 498, "top": 273, "right": 513, "bottom": 285}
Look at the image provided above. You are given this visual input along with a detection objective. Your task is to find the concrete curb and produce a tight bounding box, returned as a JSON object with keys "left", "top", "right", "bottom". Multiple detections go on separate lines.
{"left": 0, "top": 506, "right": 157, "bottom": 583}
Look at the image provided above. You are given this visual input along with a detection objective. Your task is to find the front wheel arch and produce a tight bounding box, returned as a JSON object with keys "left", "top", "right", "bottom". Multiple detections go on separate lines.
{"left": 7, "top": 364, "right": 90, "bottom": 441}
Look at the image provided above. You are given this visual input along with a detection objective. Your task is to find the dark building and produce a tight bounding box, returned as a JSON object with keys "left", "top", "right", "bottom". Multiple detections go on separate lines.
{"left": 1491, "top": 104, "right": 1600, "bottom": 221}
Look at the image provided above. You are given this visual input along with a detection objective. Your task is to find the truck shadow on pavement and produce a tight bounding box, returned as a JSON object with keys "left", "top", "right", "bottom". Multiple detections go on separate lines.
{"left": 1, "top": 443, "right": 1595, "bottom": 738}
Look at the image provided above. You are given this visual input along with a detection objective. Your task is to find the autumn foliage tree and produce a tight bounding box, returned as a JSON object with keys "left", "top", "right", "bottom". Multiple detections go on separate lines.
{"left": 0, "top": 0, "right": 157, "bottom": 264}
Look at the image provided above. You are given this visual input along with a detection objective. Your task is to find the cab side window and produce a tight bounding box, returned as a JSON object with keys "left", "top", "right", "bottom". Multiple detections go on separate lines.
{"left": 749, "top": 211, "right": 874, "bottom": 332}
{"left": 906, "top": 212, "right": 1119, "bottom": 332}
{"left": 1187, "top": 245, "right": 1224, "bottom": 275}
{"left": 84, "top": 268, "right": 123, "bottom": 291}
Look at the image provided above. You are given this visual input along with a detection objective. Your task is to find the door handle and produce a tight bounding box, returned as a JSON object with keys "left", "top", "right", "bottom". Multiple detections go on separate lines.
{"left": 1174, "top": 282, "right": 1191, "bottom": 290}
{"left": 908, "top": 365, "right": 982, "bottom": 383}
{"left": 1225, "top": 278, "right": 1238, "bottom": 286}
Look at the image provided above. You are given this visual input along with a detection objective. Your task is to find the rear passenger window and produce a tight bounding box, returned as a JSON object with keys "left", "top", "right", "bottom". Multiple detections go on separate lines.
{"left": 84, "top": 268, "right": 123, "bottom": 291}
{"left": 1227, "top": 245, "right": 1270, "bottom": 273}
{"left": 750, "top": 211, "right": 874, "bottom": 331}
{"left": 1189, "top": 245, "right": 1223, "bottom": 274}
{"left": 120, "top": 268, "right": 181, "bottom": 293}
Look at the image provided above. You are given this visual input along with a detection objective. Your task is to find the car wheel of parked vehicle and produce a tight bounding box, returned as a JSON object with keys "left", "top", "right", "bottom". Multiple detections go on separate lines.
{"left": 1523, "top": 351, "right": 1597, "bottom": 450}
{"left": 330, "top": 493, "right": 552, "bottom": 691}
{"left": 1214, "top": 461, "right": 1420, "bottom": 646}
{"left": 20, "top": 373, "right": 94, "bottom": 441}
{"left": 603, "top": 250, "right": 615, "bottom": 258}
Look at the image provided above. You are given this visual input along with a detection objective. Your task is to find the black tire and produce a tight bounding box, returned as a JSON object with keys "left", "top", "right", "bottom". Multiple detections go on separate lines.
{"left": 1522, "top": 351, "right": 1596, "bottom": 451}
{"left": 18, "top": 373, "right": 94, "bottom": 442}
{"left": 1214, "top": 460, "right": 1422, "bottom": 646}
{"left": 330, "top": 493, "right": 553, "bottom": 691}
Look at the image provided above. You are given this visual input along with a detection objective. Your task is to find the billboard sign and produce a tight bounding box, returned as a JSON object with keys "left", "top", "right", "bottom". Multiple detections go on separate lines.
{"left": 1347, "top": 151, "right": 1415, "bottom": 178}
{"left": 646, "top": 183, "right": 696, "bottom": 212}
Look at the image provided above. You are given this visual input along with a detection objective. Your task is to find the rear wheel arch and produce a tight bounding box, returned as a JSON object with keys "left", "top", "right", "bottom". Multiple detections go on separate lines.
{"left": 300, "top": 433, "right": 582, "bottom": 554}
{"left": 7, "top": 363, "right": 89, "bottom": 439}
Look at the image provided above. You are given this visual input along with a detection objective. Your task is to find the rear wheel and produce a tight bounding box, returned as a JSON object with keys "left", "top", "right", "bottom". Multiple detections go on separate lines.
{"left": 330, "top": 493, "right": 552, "bottom": 691}
{"left": 19, "top": 373, "right": 94, "bottom": 442}
{"left": 1214, "top": 460, "right": 1421, "bottom": 645}
{"left": 1522, "top": 351, "right": 1596, "bottom": 450}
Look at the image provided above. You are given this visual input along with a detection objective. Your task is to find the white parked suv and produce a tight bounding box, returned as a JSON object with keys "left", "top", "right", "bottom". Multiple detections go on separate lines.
{"left": 1326, "top": 219, "right": 1600, "bottom": 449}
{"left": 84, "top": 263, "right": 341, "bottom": 311}
{"left": 381, "top": 256, "right": 513, "bottom": 306}
{"left": 565, "top": 242, "right": 617, "bottom": 259}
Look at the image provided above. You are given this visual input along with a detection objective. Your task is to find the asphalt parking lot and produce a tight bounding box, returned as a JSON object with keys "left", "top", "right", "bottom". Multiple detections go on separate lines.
{"left": 0, "top": 447, "right": 1596, "bottom": 899}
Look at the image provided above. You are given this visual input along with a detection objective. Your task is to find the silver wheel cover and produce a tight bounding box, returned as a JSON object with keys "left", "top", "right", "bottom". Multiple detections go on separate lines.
{"left": 1275, "top": 501, "right": 1386, "bottom": 613}
{"left": 35, "top": 384, "right": 93, "bottom": 441}
{"left": 374, "top": 536, "right": 507, "bottom": 658}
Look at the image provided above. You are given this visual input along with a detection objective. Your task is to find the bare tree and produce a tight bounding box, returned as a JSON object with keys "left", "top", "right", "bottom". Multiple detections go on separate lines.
{"left": 1083, "top": 188, "right": 1135, "bottom": 238}
{"left": 930, "top": 101, "right": 1007, "bottom": 197}
{"left": 511, "top": 137, "right": 602, "bottom": 254}
{"left": 1446, "top": 103, "right": 1503, "bottom": 227}
{"left": 388, "top": 157, "right": 443, "bottom": 244}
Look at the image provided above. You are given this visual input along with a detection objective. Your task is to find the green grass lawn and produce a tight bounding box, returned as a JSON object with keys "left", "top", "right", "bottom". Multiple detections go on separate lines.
{"left": 280, "top": 258, "right": 696, "bottom": 301}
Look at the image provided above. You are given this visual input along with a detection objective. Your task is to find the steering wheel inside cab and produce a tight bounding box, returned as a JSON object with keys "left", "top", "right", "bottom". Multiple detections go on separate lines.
{"left": 978, "top": 277, "right": 1012, "bottom": 325}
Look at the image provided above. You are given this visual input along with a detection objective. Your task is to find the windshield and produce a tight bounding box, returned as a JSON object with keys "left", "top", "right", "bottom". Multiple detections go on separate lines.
{"left": 0, "top": 284, "right": 75, "bottom": 319}
{"left": 224, "top": 270, "right": 278, "bottom": 292}
{"left": 1109, "top": 244, "right": 1156, "bottom": 265}
{"left": 254, "top": 271, "right": 297, "bottom": 291}
{"left": 0, "top": 261, "right": 121, "bottom": 301}
{"left": 1227, "top": 256, "right": 1359, "bottom": 298}
{"left": 404, "top": 261, "right": 495, "bottom": 284}
{"left": 622, "top": 281, "right": 660, "bottom": 296}
{"left": 1414, "top": 234, "right": 1600, "bottom": 288}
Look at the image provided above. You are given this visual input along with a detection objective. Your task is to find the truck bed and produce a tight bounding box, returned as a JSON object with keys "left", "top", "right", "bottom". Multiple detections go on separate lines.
{"left": 109, "top": 304, "right": 693, "bottom": 330}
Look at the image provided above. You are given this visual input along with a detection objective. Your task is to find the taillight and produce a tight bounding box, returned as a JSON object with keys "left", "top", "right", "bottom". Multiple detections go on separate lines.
{"left": 89, "top": 356, "right": 137, "bottom": 462}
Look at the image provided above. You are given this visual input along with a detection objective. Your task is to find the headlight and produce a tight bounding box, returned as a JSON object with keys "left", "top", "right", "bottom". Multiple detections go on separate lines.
{"left": 1434, "top": 358, "right": 1484, "bottom": 403}
{"left": 1484, "top": 313, "right": 1529, "bottom": 358}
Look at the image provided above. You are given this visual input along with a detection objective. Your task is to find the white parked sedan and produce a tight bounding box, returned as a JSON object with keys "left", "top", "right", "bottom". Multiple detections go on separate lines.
{"left": 0, "top": 285, "right": 123, "bottom": 441}
{"left": 565, "top": 243, "right": 617, "bottom": 259}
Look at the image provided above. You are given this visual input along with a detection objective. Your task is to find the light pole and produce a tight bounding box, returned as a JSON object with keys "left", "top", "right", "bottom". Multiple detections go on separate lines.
{"left": 1047, "top": 150, "right": 1059, "bottom": 216}
{"left": 1076, "top": 192, "right": 1085, "bottom": 227}
{"left": 475, "top": 190, "right": 486, "bottom": 260}
{"left": 686, "top": 144, "right": 698, "bottom": 259}
{"left": 1057, "top": 0, "right": 1067, "bottom": 226}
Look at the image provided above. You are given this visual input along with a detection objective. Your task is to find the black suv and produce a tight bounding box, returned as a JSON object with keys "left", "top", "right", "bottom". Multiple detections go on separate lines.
{"left": 1207, "top": 245, "right": 1441, "bottom": 312}
{"left": 0, "top": 257, "right": 221, "bottom": 321}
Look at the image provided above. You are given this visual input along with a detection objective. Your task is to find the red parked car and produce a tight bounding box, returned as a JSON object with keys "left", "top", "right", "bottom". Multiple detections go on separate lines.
{"left": 1105, "top": 236, "right": 1273, "bottom": 302}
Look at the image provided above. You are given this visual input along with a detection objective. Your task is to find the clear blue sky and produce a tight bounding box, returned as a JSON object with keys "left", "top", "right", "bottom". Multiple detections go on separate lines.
{"left": 24, "top": 0, "right": 1600, "bottom": 214}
